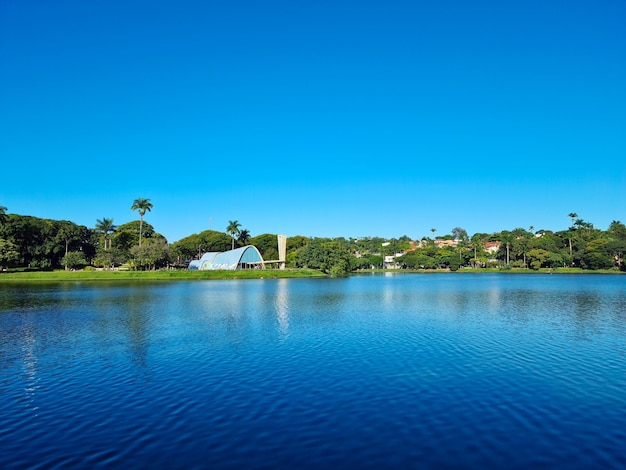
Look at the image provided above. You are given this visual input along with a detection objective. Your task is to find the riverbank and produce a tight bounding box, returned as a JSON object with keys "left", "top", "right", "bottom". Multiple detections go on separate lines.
{"left": 0, "top": 269, "right": 327, "bottom": 282}
{"left": 357, "top": 267, "right": 623, "bottom": 274}
{"left": 2, "top": 267, "right": 622, "bottom": 282}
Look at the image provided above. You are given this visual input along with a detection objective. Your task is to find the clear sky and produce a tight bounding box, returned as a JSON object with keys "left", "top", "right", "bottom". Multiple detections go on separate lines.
{"left": 1, "top": 0, "right": 625, "bottom": 242}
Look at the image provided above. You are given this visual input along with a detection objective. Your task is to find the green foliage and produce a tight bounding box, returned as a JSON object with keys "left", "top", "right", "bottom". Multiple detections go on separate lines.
{"left": 0, "top": 268, "right": 327, "bottom": 282}
{"left": 95, "top": 217, "right": 116, "bottom": 250}
{"left": 114, "top": 221, "right": 164, "bottom": 251}
{"left": 93, "top": 247, "right": 128, "bottom": 269}
{"left": 295, "top": 239, "right": 351, "bottom": 275}
{"left": 62, "top": 251, "right": 86, "bottom": 270}
{"left": 580, "top": 239, "right": 614, "bottom": 270}
{"left": 130, "top": 239, "right": 171, "bottom": 270}
{"left": 171, "top": 230, "right": 232, "bottom": 262}
{"left": 250, "top": 233, "right": 278, "bottom": 258}
{"left": 0, "top": 238, "right": 20, "bottom": 269}
{"left": 131, "top": 197, "right": 153, "bottom": 246}
{"left": 286, "top": 235, "right": 309, "bottom": 253}
{"left": 352, "top": 253, "right": 383, "bottom": 270}
{"left": 226, "top": 220, "right": 242, "bottom": 250}
{"left": 397, "top": 251, "right": 436, "bottom": 269}
{"left": 0, "top": 206, "right": 8, "bottom": 225}
{"left": 0, "top": 214, "right": 95, "bottom": 269}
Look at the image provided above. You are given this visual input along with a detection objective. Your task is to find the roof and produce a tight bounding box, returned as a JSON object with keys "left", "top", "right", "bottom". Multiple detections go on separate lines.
{"left": 191, "top": 246, "right": 265, "bottom": 270}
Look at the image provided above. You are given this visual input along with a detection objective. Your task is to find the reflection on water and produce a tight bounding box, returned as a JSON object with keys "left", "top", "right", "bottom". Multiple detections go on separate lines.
{"left": 275, "top": 279, "right": 289, "bottom": 340}
{"left": 19, "top": 320, "right": 40, "bottom": 416}
{"left": 1, "top": 275, "right": 625, "bottom": 469}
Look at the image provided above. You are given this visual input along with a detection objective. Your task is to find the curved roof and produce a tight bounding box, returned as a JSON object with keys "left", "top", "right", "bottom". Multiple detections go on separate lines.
{"left": 191, "top": 246, "right": 265, "bottom": 270}
{"left": 199, "top": 252, "right": 219, "bottom": 270}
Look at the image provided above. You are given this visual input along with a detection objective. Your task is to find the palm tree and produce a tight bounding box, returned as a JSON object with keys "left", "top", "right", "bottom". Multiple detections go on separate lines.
{"left": 95, "top": 218, "right": 116, "bottom": 250}
{"left": 567, "top": 213, "right": 578, "bottom": 257}
{"left": 238, "top": 229, "right": 251, "bottom": 246}
{"left": 0, "top": 206, "right": 7, "bottom": 225}
{"left": 226, "top": 220, "right": 241, "bottom": 250}
{"left": 470, "top": 233, "right": 484, "bottom": 266}
{"left": 131, "top": 198, "right": 153, "bottom": 246}
{"left": 499, "top": 231, "right": 514, "bottom": 266}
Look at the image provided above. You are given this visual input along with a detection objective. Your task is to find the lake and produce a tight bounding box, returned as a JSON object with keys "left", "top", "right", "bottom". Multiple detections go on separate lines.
{"left": 1, "top": 274, "right": 625, "bottom": 469}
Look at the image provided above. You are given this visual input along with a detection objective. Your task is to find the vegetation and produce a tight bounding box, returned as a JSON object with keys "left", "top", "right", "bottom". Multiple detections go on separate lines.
{"left": 1, "top": 203, "right": 625, "bottom": 278}
{"left": 0, "top": 268, "right": 326, "bottom": 281}
{"left": 226, "top": 220, "right": 242, "bottom": 251}
{"left": 131, "top": 197, "right": 153, "bottom": 246}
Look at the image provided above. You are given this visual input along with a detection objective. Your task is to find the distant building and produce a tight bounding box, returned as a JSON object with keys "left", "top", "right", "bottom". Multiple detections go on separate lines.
{"left": 434, "top": 239, "right": 458, "bottom": 248}
{"left": 188, "top": 246, "right": 265, "bottom": 270}
{"left": 383, "top": 253, "right": 404, "bottom": 269}
{"left": 484, "top": 241, "right": 501, "bottom": 254}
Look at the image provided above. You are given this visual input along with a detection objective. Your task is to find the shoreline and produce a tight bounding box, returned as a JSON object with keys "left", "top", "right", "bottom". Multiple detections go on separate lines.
{"left": 0, "top": 267, "right": 622, "bottom": 282}
{"left": 0, "top": 269, "right": 327, "bottom": 282}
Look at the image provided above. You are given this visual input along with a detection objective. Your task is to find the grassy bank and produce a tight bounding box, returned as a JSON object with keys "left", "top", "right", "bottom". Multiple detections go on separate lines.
{"left": 356, "top": 267, "right": 623, "bottom": 274}
{"left": 0, "top": 269, "right": 327, "bottom": 282}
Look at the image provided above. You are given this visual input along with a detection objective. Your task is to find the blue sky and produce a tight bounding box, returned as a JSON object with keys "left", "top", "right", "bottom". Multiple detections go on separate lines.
{"left": 1, "top": 0, "right": 624, "bottom": 242}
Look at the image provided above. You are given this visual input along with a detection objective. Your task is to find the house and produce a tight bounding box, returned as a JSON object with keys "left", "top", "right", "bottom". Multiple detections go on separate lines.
{"left": 484, "top": 241, "right": 501, "bottom": 254}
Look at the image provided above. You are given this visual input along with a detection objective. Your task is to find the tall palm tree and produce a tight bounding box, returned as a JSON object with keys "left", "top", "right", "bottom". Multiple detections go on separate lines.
{"left": 0, "top": 206, "right": 7, "bottom": 225}
{"left": 499, "top": 231, "right": 514, "bottom": 266}
{"left": 95, "top": 218, "right": 116, "bottom": 250}
{"left": 226, "top": 220, "right": 241, "bottom": 250}
{"left": 131, "top": 198, "right": 153, "bottom": 246}
{"left": 470, "top": 233, "right": 484, "bottom": 265}
{"left": 567, "top": 213, "right": 578, "bottom": 257}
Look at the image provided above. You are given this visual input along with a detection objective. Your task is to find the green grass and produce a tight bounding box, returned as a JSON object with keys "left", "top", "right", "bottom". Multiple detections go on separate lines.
{"left": 0, "top": 268, "right": 327, "bottom": 282}
{"left": 356, "top": 267, "right": 623, "bottom": 274}
{"left": 2, "top": 267, "right": 621, "bottom": 282}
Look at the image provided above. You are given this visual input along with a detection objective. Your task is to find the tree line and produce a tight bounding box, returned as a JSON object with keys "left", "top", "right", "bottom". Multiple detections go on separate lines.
{"left": 1, "top": 204, "right": 624, "bottom": 273}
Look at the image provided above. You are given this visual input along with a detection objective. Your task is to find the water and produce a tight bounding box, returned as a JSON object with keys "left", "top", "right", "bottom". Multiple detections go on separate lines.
{"left": 1, "top": 274, "right": 625, "bottom": 469}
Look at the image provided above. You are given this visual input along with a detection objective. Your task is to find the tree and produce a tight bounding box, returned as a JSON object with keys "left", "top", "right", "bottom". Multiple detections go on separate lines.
{"left": 498, "top": 231, "right": 514, "bottom": 266}
{"left": 62, "top": 251, "right": 86, "bottom": 270}
{"left": 130, "top": 238, "right": 170, "bottom": 270}
{"left": 470, "top": 233, "right": 486, "bottom": 266}
{"left": 171, "top": 230, "right": 232, "bottom": 263}
{"left": 512, "top": 227, "right": 531, "bottom": 267}
{"left": 93, "top": 247, "right": 127, "bottom": 269}
{"left": 57, "top": 223, "right": 84, "bottom": 269}
{"left": 567, "top": 212, "right": 578, "bottom": 257}
{"left": 581, "top": 239, "right": 614, "bottom": 270}
{"left": 250, "top": 233, "right": 278, "bottom": 259}
{"left": 95, "top": 218, "right": 116, "bottom": 250}
{"left": 296, "top": 239, "right": 351, "bottom": 276}
{"left": 0, "top": 238, "right": 19, "bottom": 271}
{"left": 451, "top": 227, "right": 468, "bottom": 242}
{"left": 238, "top": 229, "right": 251, "bottom": 246}
{"left": 0, "top": 206, "right": 7, "bottom": 225}
{"left": 527, "top": 249, "right": 550, "bottom": 270}
{"left": 114, "top": 221, "right": 163, "bottom": 252}
{"left": 131, "top": 198, "right": 153, "bottom": 246}
{"left": 226, "top": 220, "right": 241, "bottom": 250}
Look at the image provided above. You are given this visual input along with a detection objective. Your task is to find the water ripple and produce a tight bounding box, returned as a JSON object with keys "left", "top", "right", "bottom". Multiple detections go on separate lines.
{"left": 1, "top": 276, "right": 625, "bottom": 468}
